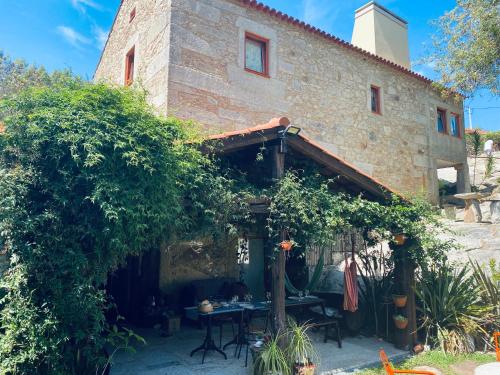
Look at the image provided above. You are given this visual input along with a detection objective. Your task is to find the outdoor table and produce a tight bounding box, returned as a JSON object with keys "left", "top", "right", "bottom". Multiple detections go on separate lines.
{"left": 482, "top": 193, "right": 500, "bottom": 224}
{"left": 185, "top": 304, "right": 244, "bottom": 364}
{"left": 454, "top": 192, "right": 487, "bottom": 223}
{"left": 248, "top": 296, "right": 327, "bottom": 315}
{"left": 474, "top": 362, "right": 500, "bottom": 375}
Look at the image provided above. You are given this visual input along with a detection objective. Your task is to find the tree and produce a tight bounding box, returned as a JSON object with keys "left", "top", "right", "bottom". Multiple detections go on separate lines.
{"left": 0, "top": 51, "right": 74, "bottom": 99}
{"left": 430, "top": 0, "right": 500, "bottom": 97}
{"left": 0, "top": 80, "right": 213, "bottom": 374}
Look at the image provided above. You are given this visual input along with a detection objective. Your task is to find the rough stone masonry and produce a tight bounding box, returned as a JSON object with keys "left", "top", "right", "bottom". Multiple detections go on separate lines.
{"left": 94, "top": 0, "right": 470, "bottom": 204}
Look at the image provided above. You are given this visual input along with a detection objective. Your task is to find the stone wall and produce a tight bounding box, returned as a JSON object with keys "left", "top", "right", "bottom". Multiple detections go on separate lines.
{"left": 94, "top": 0, "right": 172, "bottom": 112}
{"left": 164, "top": 0, "right": 467, "bottom": 202}
{"left": 95, "top": 0, "right": 469, "bottom": 203}
{"left": 158, "top": 238, "right": 239, "bottom": 293}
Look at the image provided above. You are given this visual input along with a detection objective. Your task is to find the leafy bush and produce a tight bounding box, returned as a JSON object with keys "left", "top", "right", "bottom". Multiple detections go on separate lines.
{"left": 0, "top": 81, "right": 221, "bottom": 373}
{"left": 416, "top": 265, "right": 492, "bottom": 354}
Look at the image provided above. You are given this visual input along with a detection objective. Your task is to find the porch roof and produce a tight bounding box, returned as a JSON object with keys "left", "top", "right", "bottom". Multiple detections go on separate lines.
{"left": 205, "top": 117, "right": 400, "bottom": 200}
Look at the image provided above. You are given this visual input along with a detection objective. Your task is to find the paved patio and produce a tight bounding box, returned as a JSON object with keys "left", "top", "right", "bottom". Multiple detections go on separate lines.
{"left": 110, "top": 326, "right": 407, "bottom": 375}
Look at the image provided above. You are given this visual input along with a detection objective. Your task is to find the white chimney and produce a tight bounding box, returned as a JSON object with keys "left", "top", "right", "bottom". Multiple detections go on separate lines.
{"left": 351, "top": 1, "right": 410, "bottom": 69}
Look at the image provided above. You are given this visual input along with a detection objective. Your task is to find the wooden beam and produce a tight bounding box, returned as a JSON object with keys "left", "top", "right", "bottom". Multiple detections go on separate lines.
{"left": 270, "top": 145, "right": 286, "bottom": 334}
{"left": 203, "top": 132, "right": 280, "bottom": 155}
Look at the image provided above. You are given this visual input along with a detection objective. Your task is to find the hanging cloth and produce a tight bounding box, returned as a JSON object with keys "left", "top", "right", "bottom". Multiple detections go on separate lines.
{"left": 343, "top": 234, "right": 358, "bottom": 312}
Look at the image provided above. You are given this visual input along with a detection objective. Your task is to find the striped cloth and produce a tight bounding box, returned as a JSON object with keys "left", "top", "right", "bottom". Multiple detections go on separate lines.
{"left": 343, "top": 253, "right": 358, "bottom": 312}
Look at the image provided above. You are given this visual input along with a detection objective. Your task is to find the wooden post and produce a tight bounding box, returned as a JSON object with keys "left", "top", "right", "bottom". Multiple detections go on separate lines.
{"left": 393, "top": 244, "right": 417, "bottom": 350}
{"left": 271, "top": 145, "right": 286, "bottom": 334}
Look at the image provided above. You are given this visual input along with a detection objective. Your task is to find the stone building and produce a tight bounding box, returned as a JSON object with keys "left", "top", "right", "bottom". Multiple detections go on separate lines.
{"left": 95, "top": 0, "right": 470, "bottom": 204}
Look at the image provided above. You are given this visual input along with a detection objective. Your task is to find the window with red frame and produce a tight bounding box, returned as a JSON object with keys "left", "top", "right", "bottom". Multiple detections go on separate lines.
{"left": 437, "top": 108, "right": 447, "bottom": 133}
{"left": 125, "top": 47, "right": 135, "bottom": 86}
{"left": 370, "top": 85, "right": 381, "bottom": 114}
{"left": 450, "top": 113, "right": 460, "bottom": 137}
{"left": 245, "top": 33, "right": 269, "bottom": 77}
{"left": 130, "top": 7, "right": 136, "bottom": 22}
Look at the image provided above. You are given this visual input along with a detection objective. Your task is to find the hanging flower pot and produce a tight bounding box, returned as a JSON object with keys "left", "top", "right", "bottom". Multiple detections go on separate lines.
{"left": 393, "top": 233, "right": 407, "bottom": 246}
{"left": 280, "top": 240, "right": 293, "bottom": 251}
{"left": 393, "top": 315, "right": 408, "bottom": 330}
{"left": 392, "top": 294, "right": 408, "bottom": 308}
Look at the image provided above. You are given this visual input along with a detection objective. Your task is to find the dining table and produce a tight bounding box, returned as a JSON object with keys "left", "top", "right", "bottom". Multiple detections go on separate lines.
{"left": 185, "top": 295, "right": 327, "bottom": 363}
{"left": 186, "top": 304, "right": 244, "bottom": 364}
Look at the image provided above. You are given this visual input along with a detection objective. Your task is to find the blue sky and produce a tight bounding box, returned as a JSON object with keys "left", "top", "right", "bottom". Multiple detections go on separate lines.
{"left": 1, "top": 0, "right": 498, "bottom": 130}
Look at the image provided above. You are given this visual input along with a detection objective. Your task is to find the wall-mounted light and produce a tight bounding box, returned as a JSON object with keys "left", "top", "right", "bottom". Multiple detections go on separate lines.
{"left": 278, "top": 125, "right": 301, "bottom": 153}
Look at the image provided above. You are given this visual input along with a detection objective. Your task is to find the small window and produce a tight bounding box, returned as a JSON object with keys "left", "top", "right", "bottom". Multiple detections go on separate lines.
{"left": 125, "top": 47, "right": 135, "bottom": 86}
{"left": 437, "top": 108, "right": 447, "bottom": 134}
{"left": 370, "top": 85, "right": 381, "bottom": 114}
{"left": 245, "top": 32, "right": 269, "bottom": 77}
{"left": 450, "top": 113, "right": 460, "bottom": 137}
{"left": 130, "top": 7, "right": 136, "bottom": 22}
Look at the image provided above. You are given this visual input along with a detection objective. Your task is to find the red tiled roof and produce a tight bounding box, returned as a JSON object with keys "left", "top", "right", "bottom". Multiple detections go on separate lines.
{"left": 208, "top": 117, "right": 400, "bottom": 198}
{"left": 208, "top": 117, "right": 290, "bottom": 140}
{"left": 96, "top": 0, "right": 454, "bottom": 96}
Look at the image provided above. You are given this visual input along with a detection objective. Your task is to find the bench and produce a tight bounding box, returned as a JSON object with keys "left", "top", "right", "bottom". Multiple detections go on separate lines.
{"left": 309, "top": 317, "right": 342, "bottom": 348}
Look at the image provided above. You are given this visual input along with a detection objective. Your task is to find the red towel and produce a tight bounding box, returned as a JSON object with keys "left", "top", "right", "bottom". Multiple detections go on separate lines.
{"left": 343, "top": 254, "right": 358, "bottom": 312}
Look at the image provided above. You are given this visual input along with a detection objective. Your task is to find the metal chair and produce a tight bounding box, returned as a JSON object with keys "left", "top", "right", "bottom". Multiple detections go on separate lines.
{"left": 494, "top": 332, "right": 500, "bottom": 361}
{"left": 379, "top": 350, "right": 436, "bottom": 375}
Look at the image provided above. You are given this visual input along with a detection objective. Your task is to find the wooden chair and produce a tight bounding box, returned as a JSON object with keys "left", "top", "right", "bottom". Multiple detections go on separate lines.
{"left": 379, "top": 350, "right": 436, "bottom": 375}
{"left": 494, "top": 332, "right": 500, "bottom": 361}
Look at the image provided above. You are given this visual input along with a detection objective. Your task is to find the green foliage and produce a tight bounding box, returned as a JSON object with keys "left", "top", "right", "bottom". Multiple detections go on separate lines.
{"left": 416, "top": 264, "right": 492, "bottom": 354}
{"left": 0, "top": 51, "right": 76, "bottom": 99}
{"left": 264, "top": 172, "right": 448, "bottom": 268}
{"left": 285, "top": 319, "right": 318, "bottom": 366}
{"left": 0, "top": 80, "right": 225, "bottom": 374}
{"left": 429, "top": 0, "right": 500, "bottom": 97}
{"left": 254, "top": 333, "right": 291, "bottom": 375}
{"left": 470, "top": 259, "right": 500, "bottom": 324}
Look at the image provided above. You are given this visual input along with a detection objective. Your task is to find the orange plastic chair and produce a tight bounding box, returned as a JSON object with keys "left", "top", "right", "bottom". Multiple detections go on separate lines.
{"left": 494, "top": 332, "right": 500, "bottom": 361}
{"left": 379, "top": 350, "right": 436, "bottom": 375}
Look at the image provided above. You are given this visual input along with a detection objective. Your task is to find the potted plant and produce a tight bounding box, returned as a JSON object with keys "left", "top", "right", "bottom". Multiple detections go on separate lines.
{"left": 280, "top": 240, "right": 293, "bottom": 252}
{"left": 392, "top": 294, "right": 407, "bottom": 308}
{"left": 393, "top": 233, "right": 407, "bottom": 246}
{"left": 393, "top": 314, "right": 408, "bottom": 330}
{"left": 254, "top": 333, "right": 290, "bottom": 375}
{"left": 286, "top": 320, "right": 318, "bottom": 375}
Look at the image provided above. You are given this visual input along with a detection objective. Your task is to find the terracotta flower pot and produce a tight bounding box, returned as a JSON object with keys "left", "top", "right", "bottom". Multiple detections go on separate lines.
{"left": 393, "top": 316, "right": 408, "bottom": 330}
{"left": 280, "top": 240, "right": 293, "bottom": 251}
{"left": 393, "top": 233, "right": 407, "bottom": 246}
{"left": 294, "top": 363, "right": 316, "bottom": 375}
{"left": 392, "top": 294, "right": 408, "bottom": 308}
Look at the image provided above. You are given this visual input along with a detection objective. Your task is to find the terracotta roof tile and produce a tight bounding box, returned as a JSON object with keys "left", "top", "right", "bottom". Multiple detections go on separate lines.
{"left": 208, "top": 117, "right": 289, "bottom": 140}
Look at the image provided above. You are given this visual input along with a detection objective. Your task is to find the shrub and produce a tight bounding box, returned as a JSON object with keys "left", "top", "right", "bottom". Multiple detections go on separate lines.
{"left": 0, "top": 81, "right": 212, "bottom": 373}
{"left": 416, "top": 264, "right": 492, "bottom": 354}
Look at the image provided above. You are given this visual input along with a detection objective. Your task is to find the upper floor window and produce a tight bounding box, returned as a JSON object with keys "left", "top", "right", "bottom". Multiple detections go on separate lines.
{"left": 370, "top": 85, "right": 381, "bottom": 114}
{"left": 245, "top": 32, "right": 269, "bottom": 77}
{"left": 437, "top": 108, "right": 447, "bottom": 134}
{"left": 450, "top": 113, "right": 460, "bottom": 137}
{"left": 129, "top": 7, "right": 136, "bottom": 22}
{"left": 125, "top": 47, "right": 135, "bottom": 86}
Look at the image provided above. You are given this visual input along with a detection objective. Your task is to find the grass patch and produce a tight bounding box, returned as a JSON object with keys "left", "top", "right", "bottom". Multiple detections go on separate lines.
{"left": 358, "top": 351, "right": 496, "bottom": 375}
